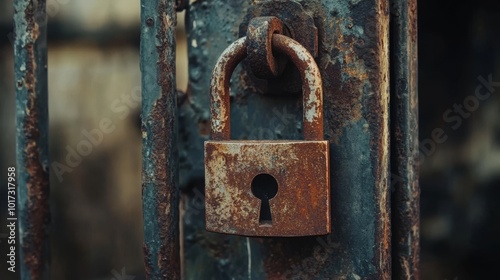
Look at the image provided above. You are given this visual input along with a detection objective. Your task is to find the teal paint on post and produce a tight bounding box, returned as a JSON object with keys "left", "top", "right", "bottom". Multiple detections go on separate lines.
{"left": 14, "top": 0, "right": 50, "bottom": 279}
{"left": 140, "top": 0, "right": 180, "bottom": 279}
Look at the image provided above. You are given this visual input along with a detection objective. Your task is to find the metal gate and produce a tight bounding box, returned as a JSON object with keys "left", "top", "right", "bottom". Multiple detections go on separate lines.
{"left": 13, "top": 0, "right": 418, "bottom": 279}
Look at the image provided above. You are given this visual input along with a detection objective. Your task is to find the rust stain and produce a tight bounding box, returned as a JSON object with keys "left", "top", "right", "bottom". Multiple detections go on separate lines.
{"left": 18, "top": 1, "right": 50, "bottom": 278}
{"left": 320, "top": 16, "right": 369, "bottom": 144}
{"left": 246, "top": 16, "right": 286, "bottom": 78}
{"left": 141, "top": 0, "right": 180, "bottom": 278}
{"left": 409, "top": 0, "right": 418, "bottom": 112}
{"left": 365, "top": 0, "right": 391, "bottom": 278}
{"left": 335, "top": 18, "right": 369, "bottom": 83}
{"left": 318, "top": 0, "right": 392, "bottom": 276}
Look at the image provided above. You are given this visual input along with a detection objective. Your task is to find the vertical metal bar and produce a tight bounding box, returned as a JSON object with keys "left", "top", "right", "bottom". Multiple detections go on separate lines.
{"left": 14, "top": 0, "right": 50, "bottom": 279}
{"left": 141, "top": 0, "right": 180, "bottom": 279}
{"left": 390, "top": 0, "right": 420, "bottom": 278}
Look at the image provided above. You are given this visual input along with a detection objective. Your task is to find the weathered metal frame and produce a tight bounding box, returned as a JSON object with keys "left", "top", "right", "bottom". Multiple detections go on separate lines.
{"left": 140, "top": 0, "right": 181, "bottom": 278}
{"left": 14, "top": 0, "right": 50, "bottom": 279}
{"left": 390, "top": 0, "right": 420, "bottom": 278}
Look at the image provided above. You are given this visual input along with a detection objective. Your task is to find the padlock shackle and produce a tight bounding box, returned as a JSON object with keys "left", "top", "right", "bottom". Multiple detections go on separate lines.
{"left": 209, "top": 37, "right": 247, "bottom": 141}
{"left": 210, "top": 34, "right": 324, "bottom": 141}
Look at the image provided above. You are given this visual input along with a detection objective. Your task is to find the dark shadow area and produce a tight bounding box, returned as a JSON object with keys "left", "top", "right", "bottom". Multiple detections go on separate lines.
{"left": 419, "top": 0, "right": 500, "bottom": 279}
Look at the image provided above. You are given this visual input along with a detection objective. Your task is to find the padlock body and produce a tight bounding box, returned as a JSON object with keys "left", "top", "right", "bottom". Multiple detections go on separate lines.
{"left": 204, "top": 140, "right": 330, "bottom": 236}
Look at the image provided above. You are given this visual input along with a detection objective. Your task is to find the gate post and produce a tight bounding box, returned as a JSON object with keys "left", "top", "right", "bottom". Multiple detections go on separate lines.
{"left": 140, "top": 0, "right": 181, "bottom": 279}
{"left": 14, "top": 0, "right": 50, "bottom": 279}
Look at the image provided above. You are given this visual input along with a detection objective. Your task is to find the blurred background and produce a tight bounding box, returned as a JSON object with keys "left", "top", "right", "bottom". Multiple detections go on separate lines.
{"left": 0, "top": 0, "right": 499, "bottom": 279}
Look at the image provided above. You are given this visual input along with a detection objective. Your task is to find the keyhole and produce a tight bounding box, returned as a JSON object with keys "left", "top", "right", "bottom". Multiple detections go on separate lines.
{"left": 251, "top": 174, "right": 278, "bottom": 225}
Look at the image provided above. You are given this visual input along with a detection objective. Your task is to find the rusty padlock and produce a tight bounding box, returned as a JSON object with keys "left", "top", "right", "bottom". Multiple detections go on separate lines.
{"left": 205, "top": 34, "right": 330, "bottom": 237}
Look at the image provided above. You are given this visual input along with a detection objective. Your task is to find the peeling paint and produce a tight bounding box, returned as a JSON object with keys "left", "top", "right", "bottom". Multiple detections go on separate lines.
{"left": 14, "top": 0, "right": 50, "bottom": 279}
{"left": 141, "top": 0, "right": 180, "bottom": 279}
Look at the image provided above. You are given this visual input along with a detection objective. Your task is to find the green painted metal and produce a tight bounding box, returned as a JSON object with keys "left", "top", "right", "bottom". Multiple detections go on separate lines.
{"left": 14, "top": 0, "right": 50, "bottom": 279}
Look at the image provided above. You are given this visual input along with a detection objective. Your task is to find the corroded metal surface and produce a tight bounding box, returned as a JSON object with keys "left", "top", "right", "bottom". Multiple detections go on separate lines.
{"left": 239, "top": 0, "right": 319, "bottom": 94}
{"left": 141, "top": 0, "right": 180, "bottom": 279}
{"left": 210, "top": 34, "right": 324, "bottom": 141}
{"left": 181, "top": 0, "right": 392, "bottom": 278}
{"left": 205, "top": 141, "right": 330, "bottom": 236}
{"left": 246, "top": 17, "right": 286, "bottom": 78}
{"left": 206, "top": 34, "right": 329, "bottom": 236}
{"left": 390, "top": 0, "right": 420, "bottom": 278}
{"left": 239, "top": 0, "right": 318, "bottom": 58}
{"left": 207, "top": 36, "right": 246, "bottom": 141}
{"left": 14, "top": 0, "right": 50, "bottom": 279}
{"left": 272, "top": 34, "right": 323, "bottom": 140}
